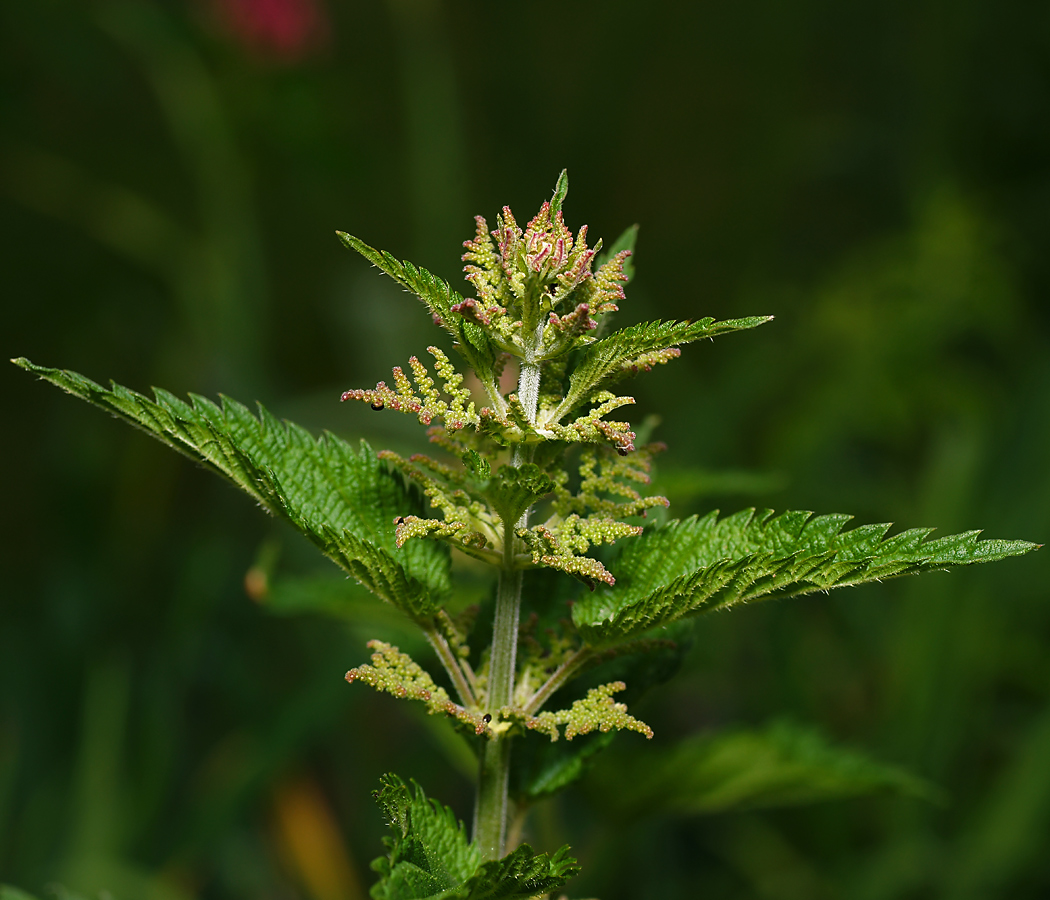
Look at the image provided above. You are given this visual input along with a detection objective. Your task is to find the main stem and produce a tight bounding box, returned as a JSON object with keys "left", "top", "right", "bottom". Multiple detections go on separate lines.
{"left": 474, "top": 338, "right": 542, "bottom": 861}
{"left": 474, "top": 543, "right": 522, "bottom": 860}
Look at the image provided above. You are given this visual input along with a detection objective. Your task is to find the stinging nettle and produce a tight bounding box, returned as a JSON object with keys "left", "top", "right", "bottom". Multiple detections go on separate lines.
{"left": 13, "top": 171, "right": 1038, "bottom": 899}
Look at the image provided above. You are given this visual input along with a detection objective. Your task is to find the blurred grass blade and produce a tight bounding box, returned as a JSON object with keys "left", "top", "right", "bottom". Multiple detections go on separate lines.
{"left": 0, "top": 888, "right": 44, "bottom": 900}
{"left": 653, "top": 467, "right": 787, "bottom": 503}
{"left": 592, "top": 721, "right": 941, "bottom": 817}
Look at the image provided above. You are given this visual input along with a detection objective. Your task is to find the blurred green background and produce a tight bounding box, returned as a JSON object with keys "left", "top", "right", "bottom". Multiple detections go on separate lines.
{"left": 2, "top": 0, "right": 1048, "bottom": 897}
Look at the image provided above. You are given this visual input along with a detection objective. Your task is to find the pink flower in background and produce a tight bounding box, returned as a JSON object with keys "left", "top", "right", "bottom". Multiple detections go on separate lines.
{"left": 211, "top": 0, "right": 328, "bottom": 62}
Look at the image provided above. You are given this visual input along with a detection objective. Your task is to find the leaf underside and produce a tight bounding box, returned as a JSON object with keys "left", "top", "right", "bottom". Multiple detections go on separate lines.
{"left": 14, "top": 358, "right": 450, "bottom": 618}
{"left": 573, "top": 508, "right": 1038, "bottom": 644}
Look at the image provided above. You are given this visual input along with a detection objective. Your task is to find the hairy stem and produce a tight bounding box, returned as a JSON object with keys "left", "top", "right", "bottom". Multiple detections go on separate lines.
{"left": 482, "top": 375, "right": 508, "bottom": 417}
{"left": 475, "top": 524, "right": 523, "bottom": 859}
{"left": 475, "top": 331, "right": 543, "bottom": 860}
{"left": 516, "top": 323, "right": 544, "bottom": 425}
{"left": 517, "top": 361, "right": 541, "bottom": 426}
{"left": 422, "top": 624, "right": 477, "bottom": 709}
{"left": 489, "top": 534, "right": 524, "bottom": 710}
{"left": 523, "top": 646, "right": 594, "bottom": 716}
{"left": 461, "top": 656, "right": 480, "bottom": 698}
{"left": 474, "top": 735, "right": 512, "bottom": 860}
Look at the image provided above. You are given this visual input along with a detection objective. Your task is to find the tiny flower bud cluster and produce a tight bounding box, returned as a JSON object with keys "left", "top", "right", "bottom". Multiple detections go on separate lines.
{"left": 341, "top": 177, "right": 697, "bottom": 652}
{"left": 341, "top": 346, "right": 476, "bottom": 430}
{"left": 459, "top": 201, "right": 626, "bottom": 357}
{"left": 545, "top": 392, "right": 638, "bottom": 454}
{"left": 516, "top": 518, "right": 643, "bottom": 589}
{"left": 379, "top": 450, "right": 499, "bottom": 561}
{"left": 346, "top": 641, "right": 489, "bottom": 734}
{"left": 524, "top": 681, "right": 653, "bottom": 742}
{"left": 552, "top": 444, "right": 670, "bottom": 521}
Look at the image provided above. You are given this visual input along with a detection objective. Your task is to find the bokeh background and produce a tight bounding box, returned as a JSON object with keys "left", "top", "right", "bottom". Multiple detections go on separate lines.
{"left": 2, "top": 0, "right": 1049, "bottom": 897}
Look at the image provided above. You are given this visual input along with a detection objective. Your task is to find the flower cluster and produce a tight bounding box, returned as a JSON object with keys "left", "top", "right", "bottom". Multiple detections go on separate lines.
{"left": 457, "top": 199, "right": 628, "bottom": 358}
{"left": 336, "top": 177, "right": 691, "bottom": 594}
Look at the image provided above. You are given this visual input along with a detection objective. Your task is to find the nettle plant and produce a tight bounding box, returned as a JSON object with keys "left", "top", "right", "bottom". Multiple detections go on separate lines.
{"left": 15, "top": 173, "right": 1038, "bottom": 899}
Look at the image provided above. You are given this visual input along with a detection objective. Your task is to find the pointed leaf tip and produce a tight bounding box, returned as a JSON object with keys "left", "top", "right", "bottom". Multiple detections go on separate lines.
{"left": 574, "top": 509, "right": 1039, "bottom": 644}
{"left": 550, "top": 169, "right": 569, "bottom": 217}
{"left": 17, "top": 360, "right": 452, "bottom": 617}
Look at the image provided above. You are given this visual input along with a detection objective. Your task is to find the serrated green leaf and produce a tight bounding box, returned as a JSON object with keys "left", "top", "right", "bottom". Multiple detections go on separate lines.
{"left": 573, "top": 509, "right": 1039, "bottom": 644}
{"left": 370, "top": 775, "right": 578, "bottom": 900}
{"left": 461, "top": 450, "right": 491, "bottom": 479}
{"left": 595, "top": 623, "right": 695, "bottom": 702}
{"left": 459, "top": 843, "right": 579, "bottom": 900}
{"left": 371, "top": 774, "right": 480, "bottom": 900}
{"left": 335, "top": 232, "right": 499, "bottom": 379}
{"left": 13, "top": 358, "right": 450, "bottom": 618}
{"left": 591, "top": 721, "right": 940, "bottom": 817}
{"left": 548, "top": 316, "right": 772, "bottom": 422}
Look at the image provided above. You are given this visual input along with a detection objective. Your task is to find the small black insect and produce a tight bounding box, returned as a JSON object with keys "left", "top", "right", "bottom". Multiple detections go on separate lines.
{"left": 482, "top": 713, "right": 492, "bottom": 724}
{"left": 371, "top": 399, "right": 384, "bottom": 411}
